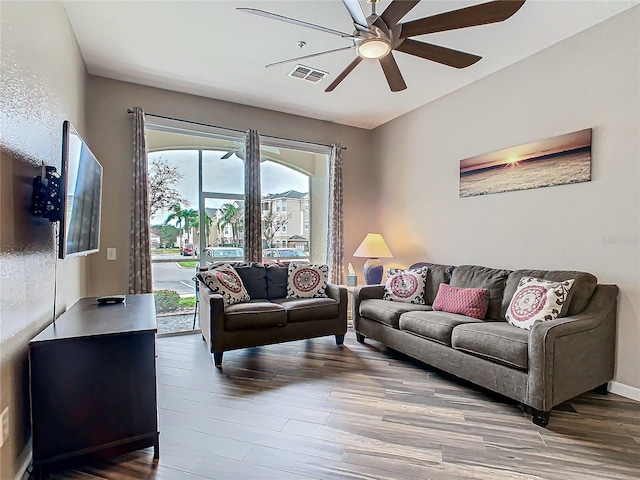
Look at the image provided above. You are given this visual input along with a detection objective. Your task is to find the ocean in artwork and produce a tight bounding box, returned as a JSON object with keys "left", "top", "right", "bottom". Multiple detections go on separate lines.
{"left": 459, "top": 129, "right": 592, "bottom": 198}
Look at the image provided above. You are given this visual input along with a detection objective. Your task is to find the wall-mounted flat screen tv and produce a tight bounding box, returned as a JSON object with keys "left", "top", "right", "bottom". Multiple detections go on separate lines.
{"left": 59, "top": 121, "right": 103, "bottom": 259}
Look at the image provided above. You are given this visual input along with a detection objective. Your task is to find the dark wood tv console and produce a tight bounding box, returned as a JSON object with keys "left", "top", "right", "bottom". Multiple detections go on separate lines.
{"left": 29, "top": 294, "right": 159, "bottom": 477}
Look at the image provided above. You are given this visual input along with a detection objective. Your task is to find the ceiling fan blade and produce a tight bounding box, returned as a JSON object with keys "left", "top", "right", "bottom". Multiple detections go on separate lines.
{"left": 266, "top": 45, "right": 356, "bottom": 69}
{"left": 237, "top": 8, "right": 354, "bottom": 37}
{"left": 396, "top": 38, "right": 481, "bottom": 68}
{"left": 221, "top": 151, "right": 234, "bottom": 159}
{"left": 400, "top": 0, "right": 526, "bottom": 38}
{"left": 381, "top": 0, "right": 421, "bottom": 27}
{"left": 379, "top": 53, "right": 407, "bottom": 92}
{"left": 325, "top": 56, "right": 363, "bottom": 92}
{"left": 341, "top": 0, "right": 369, "bottom": 29}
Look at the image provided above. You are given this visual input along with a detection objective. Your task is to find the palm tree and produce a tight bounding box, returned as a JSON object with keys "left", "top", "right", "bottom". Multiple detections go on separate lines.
{"left": 219, "top": 203, "right": 243, "bottom": 246}
{"left": 181, "top": 208, "right": 199, "bottom": 243}
{"left": 192, "top": 211, "right": 213, "bottom": 249}
{"left": 164, "top": 203, "right": 187, "bottom": 248}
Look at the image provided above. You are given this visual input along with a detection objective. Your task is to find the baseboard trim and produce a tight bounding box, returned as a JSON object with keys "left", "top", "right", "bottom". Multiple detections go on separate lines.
{"left": 609, "top": 381, "right": 640, "bottom": 401}
{"left": 14, "top": 450, "right": 31, "bottom": 480}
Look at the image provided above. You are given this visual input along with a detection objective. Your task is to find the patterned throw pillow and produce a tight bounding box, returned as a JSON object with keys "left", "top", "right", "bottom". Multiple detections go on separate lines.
{"left": 199, "top": 264, "right": 250, "bottom": 306}
{"left": 383, "top": 267, "right": 428, "bottom": 304}
{"left": 287, "top": 263, "right": 328, "bottom": 298}
{"left": 506, "top": 277, "right": 575, "bottom": 330}
{"left": 432, "top": 283, "right": 489, "bottom": 319}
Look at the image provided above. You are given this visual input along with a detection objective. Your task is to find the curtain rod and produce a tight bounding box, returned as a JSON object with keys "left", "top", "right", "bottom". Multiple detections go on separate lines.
{"left": 126, "top": 109, "right": 347, "bottom": 150}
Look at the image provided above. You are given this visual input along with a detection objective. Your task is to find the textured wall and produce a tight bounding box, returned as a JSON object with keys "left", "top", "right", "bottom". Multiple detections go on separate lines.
{"left": 84, "top": 76, "right": 374, "bottom": 296}
{"left": 371, "top": 9, "right": 640, "bottom": 390}
{"left": 0, "top": 2, "right": 87, "bottom": 478}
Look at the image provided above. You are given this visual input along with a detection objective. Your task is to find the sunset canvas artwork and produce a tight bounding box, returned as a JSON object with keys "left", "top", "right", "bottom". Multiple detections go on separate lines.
{"left": 459, "top": 129, "right": 592, "bottom": 198}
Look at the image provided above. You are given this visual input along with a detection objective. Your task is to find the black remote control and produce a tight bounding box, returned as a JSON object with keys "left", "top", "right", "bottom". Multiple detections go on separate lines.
{"left": 96, "top": 295, "right": 126, "bottom": 305}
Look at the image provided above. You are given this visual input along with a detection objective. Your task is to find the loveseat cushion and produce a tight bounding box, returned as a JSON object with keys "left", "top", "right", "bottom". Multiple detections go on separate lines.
{"left": 224, "top": 300, "right": 287, "bottom": 331}
{"left": 449, "top": 265, "right": 512, "bottom": 320}
{"left": 360, "top": 299, "right": 432, "bottom": 329}
{"left": 265, "top": 263, "right": 289, "bottom": 299}
{"left": 399, "top": 311, "right": 483, "bottom": 346}
{"left": 232, "top": 263, "right": 268, "bottom": 299}
{"left": 451, "top": 323, "right": 529, "bottom": 371}
{"left": 271, "top": 297, "right": 339, "bottom": 323}
{"left": 500, "top": 269, "right": 597, "bottom": 318}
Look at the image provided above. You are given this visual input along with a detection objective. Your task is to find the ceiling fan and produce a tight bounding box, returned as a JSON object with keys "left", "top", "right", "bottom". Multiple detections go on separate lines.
{"left": 238, "top": 0, "right": 526, "bottom": 92}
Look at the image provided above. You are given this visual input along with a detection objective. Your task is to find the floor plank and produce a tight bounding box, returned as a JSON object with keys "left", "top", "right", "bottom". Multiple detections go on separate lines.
{"left": 38, "top": 330, "right": 639, "bottom": 480}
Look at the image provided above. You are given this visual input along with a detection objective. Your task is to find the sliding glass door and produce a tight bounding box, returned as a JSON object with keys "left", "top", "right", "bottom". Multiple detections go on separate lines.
{"left": 144, "top": 118, "right": 330, "bottom": 335}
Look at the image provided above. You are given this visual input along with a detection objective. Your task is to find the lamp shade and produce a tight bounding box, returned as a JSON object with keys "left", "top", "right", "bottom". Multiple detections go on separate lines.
{"left": 353, "top": 234, "right": 392, "bottom": 285}
{"left": 353, "top": 233, "right": 393, "bottom": 259}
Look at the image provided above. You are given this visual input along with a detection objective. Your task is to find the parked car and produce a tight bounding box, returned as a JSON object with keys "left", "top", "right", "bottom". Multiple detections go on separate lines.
{"left": 262, "top": 248, "right": 309, "bottom": 264}
{"left": 180, "top": 243, "right": 196, "bottom": 256}
{"left": 204, "top": 247, "right": 244, "bottom": 260}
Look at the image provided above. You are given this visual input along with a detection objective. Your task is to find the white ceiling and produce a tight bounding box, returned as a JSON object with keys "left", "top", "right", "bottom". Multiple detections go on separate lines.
{"left": 63, "top": 0, "right": 637, "bottom": 129}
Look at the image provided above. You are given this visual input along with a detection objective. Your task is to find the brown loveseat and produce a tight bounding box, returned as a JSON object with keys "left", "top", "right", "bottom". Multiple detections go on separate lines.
{"left": 353, "top": 262, "right": 618, "bottom": 427}
{"left": 198, "top": 262, "right": 348, "bottom": 367}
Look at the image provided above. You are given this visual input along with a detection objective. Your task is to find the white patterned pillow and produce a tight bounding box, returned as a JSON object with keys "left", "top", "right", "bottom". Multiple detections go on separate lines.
{"left": 287, "top": 263, "right": 328, "bottom": 298}
{"left": 383, "top": 267, "right": 428, "bottom": 304}
{"left": 506, "top": 277, "right": 575, "bottom": 330}
{"left": 199, "top": 264, "right": 250, "bottom": 306}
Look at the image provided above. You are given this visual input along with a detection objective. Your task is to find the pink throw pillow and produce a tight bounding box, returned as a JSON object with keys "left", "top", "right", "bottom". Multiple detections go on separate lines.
{"left": 432, "top": 283, "right": 488, "bottom": 320}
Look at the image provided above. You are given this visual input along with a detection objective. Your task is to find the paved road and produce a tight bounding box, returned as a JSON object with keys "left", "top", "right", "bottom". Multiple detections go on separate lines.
{"left": 152, "top": 261, "right": 198, "bottom": 296}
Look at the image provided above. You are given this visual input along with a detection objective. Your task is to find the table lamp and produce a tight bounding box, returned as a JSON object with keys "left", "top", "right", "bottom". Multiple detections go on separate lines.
{"left": 353, "top": 233, "right": 393, "bottom": 285}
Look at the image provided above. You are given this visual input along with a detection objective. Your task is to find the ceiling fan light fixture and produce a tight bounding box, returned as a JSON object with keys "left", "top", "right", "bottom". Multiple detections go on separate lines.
{"left": 357, "top": 38, "right": 391, "bottom": 59}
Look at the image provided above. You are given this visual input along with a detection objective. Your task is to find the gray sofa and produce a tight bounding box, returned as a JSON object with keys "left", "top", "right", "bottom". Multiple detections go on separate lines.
{"left": 198, "top": 262, "right": 348, "bottom": 367}
{"left": 353, "top": 262, "right": 618, "bottom": 426}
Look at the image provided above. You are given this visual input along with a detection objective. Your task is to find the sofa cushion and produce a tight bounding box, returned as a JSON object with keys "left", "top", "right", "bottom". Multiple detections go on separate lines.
{"left": 449, "top": 265, "right": 512, "bottom": 320}
{"left": 224, "top": 300, "right": 287, "bottom": 331}
{"left": 505, "top": 277, "right": 575, "bottom": 330}
{"left": 383, "top": 267, "right": 428, "bottom": 304}
{"left": 432, "top": 284, "right": 488, "bottom": 320}
{"left": 265, "top": 263, "right": 289, "bottom": 299}
{"left": 410, "top": 262, "right": 455, "bottom": 304}
{"left": 500, "top": 269, "right": 597, "bottom": 318}
{"left": 272, "top": 297, "right": 339, "bottom": 323}
{"left": 360, "top": 299, "right": 432, "bottom": 329}
{"left": 451, "top": 323, "right": 529, "bottom": 371}
{"left": 232, "top": 263, "right": 268, "bottom": 299}
{"left": 399, "top": 311, "right": 484, "bottom": 346}
{"left": 199, "top": 264, "right": 250, "bottom": 306}
{"left": 287, "top": 263, "right": 328, "bottom": 298}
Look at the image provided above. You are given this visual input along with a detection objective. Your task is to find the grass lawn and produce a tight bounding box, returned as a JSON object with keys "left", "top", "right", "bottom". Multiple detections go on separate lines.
{"left": 178, "top": 297, "right": 196, "bottom": 308}
{"left": 178, "top": 261, "right": 197, "bottom": 268}
{"left": 151, "top": 248, "right": 180, "bottom": 254}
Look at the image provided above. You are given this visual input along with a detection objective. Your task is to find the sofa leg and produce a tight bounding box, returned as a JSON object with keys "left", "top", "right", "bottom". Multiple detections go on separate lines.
{"left": 593, "top": 383, "right": 609, "bottom": 395}
{"left": 213, "top": 352, "right": 223, "bottom": 368}
{"left": 335, "top": 334, "right": 345, "bottom": 345}
{"left": 532, "top": 409, "right": 550, "bottom": 427}
{"left": 355, "top": 332, "right": 365, "bottom": 344}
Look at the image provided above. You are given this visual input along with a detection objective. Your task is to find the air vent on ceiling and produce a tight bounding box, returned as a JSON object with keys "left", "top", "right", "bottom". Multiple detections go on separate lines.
{"left": 288, "top": 64, "right": 328, "bottom": 83}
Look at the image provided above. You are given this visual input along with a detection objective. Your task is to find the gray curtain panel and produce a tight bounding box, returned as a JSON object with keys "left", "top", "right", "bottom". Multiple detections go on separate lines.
{"left": 129, "top": 107, "right": 153, "bottom": 294}
{"left": 327, "top": 143, "right": 344, "bottom": 285}
{"left": 244, "top": 129, "right": 262, "bottom": 263}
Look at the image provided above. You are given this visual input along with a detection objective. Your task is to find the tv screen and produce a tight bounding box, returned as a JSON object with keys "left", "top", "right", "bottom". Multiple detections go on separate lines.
{"left": 59, "top": 121, "right": 103, "bottom": 259}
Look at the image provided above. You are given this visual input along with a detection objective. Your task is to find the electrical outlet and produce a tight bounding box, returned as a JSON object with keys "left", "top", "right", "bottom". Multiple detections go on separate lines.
{"left": 107, "top": 248, "right": 117, "bottom": 261}
{"left": 1, "top": 407, "right": 8, "bottom": 448}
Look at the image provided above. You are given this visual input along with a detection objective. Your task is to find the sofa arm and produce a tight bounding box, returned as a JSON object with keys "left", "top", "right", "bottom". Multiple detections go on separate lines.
{"left": 326, "top": 284, "right": 348, "bottom": 325}
{"left": 198, "top": 284, "right": 226, "bottom": 353}
{"left": 352, "top": 285, "right": 385, "bottom": 324}
{"left": 527, "top": 284, "right": 618, "bottom": 411}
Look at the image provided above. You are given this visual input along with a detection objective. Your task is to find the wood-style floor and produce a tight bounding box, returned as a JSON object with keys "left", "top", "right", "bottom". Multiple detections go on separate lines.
{"left": 42, "top": 329, "right": 639, "bottom": 480}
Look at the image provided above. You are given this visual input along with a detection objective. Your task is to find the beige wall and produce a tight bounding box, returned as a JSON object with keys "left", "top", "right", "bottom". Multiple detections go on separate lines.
{"left": 0, "top": 1, "right": 87, "bottom": 478}
{"left": 371, "top": 9, "right": 640, "bottom": 391}
{"left": 85, "top": 77, "right": 374, "bottom": 295}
